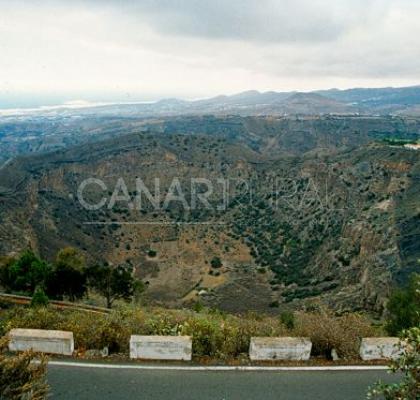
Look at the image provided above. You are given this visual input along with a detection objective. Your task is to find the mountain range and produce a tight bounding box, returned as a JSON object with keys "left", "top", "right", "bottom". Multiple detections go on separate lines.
{"left": 3, "top": 85, "right": 420, "bottom": 119}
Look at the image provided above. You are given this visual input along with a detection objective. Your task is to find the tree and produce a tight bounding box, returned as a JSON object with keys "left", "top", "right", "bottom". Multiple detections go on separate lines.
{"left": 0, "top": 256, "right": 16, "bottom": 291}
{"left": 147, "top": 249, "right": 157, "bottom": 258}
{"left": 386, "top": 273, "right": 420, "bottom": 335}
{"left": 55, "top": 247, "right": 85, "bottom": 271}
{"left": 46, "top": 248, "right": 87, "bottom": 301}
{"left": 86, "top": 264, "right": 136, "bottom": 308}
{"left": 3, "top": 250, "right": 51, "bottom": 294}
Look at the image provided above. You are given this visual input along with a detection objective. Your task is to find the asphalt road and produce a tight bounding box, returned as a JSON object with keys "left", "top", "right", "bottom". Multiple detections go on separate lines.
{"left": 47, "top": 364, "right": 398, "bottom": 400}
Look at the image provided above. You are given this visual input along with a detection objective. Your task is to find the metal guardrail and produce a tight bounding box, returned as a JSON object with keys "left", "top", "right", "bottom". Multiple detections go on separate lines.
{"left": 0, "top": 292, "right": 111, "bottom": 314}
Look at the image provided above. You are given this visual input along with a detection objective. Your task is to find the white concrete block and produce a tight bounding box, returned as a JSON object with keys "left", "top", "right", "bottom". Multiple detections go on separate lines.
{"left": 360, "top": 337, "right": 403, "bottom": 361}
{"left": 249, "top": 337, "right": 312, "bottom": 361}
{"left": 130, "top": 335, "right": 192, "bottom": 361}
{"left": 8, "top": 328, "right": 74, "bottom": 356}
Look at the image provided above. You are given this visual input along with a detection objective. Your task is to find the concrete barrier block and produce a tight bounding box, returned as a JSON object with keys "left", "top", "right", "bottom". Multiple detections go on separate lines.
{"left": 130, "top": 335, "right": 192, "bottom": 361}
{"left": 360, "top": 337, "right": 403, "bottom": 361}
{"left": 8, "top": 328, "right": 74, "bottom": 356}
{"left": 249, "top": 337, "right": 312, "bottom": 361}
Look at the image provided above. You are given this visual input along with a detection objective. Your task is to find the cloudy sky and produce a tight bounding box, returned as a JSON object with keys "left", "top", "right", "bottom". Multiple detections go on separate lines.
{"left": 1, "top": 0, "right": 420, "bottom": 107}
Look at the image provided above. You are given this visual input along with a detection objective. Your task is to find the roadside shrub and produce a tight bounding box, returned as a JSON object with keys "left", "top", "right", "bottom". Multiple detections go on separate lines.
{"left": 0, "top": 337, "right": 49, "bottom": 400}
{"left": 2, "top": 306, "right": 288, "bottom": 358}
{"left": 59, "top": 311, "right": 119, "bottom": 351}
{"left": 229, "top": 314, "right": 288, "bottom": 356}
{"left": 294, "top": 309, "right": 377, "bottom": 358}
{"left": 1, "top": 308, "right": 116, "bottom": 352}
{"left": 182, "top": 317, "right": 226, "bottom": 357}
{"left": 140, "top": 311, "right": 186, "bottom": 337}
{"left": 31, "top": 288, "right": 49, "bottom": 308}
{"left": 181, "top": 312, "right": 289, "bottom": 358}
{"left": 2, "top": 307, "right": 64, "bottom": 333}
{"left": 0, "top": 305, "right": 377, "bottom": 360}
{"left": 280, "top": 311, "right": 295, "bottom": 330}
{"left": 367, "top": 327, "right": 419, "bottom": 399}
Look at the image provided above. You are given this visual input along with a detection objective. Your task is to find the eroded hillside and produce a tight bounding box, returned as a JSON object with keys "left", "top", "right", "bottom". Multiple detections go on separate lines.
{"left": 0, "top": 116, "right": 419, "bottom": 314}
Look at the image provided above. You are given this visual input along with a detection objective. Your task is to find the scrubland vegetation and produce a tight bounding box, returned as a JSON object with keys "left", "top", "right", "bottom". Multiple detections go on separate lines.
{"left": 0, "top": 249, "right": 418, "bottom": 361}
{"left": 0, "top": 337, "right": 48, "bottom": 400}
{"left": 0, "top": 257, "right": 418, "bottom": 400}
{"left": 0, "top": 304, "right": 378, "bottom": 360}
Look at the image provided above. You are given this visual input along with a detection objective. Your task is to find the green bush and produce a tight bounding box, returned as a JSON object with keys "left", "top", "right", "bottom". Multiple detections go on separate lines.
{"left": 182, "top": 317, "right": 226, "bottom": 357}
{"left": 210, "top": 257, "right": 222, "bottom": 269}
{"left": 1, "top": 251, "right": 51, "bottom": 295}
{"left": 31, "top": 288, "right": 49, "bottom": 308}
{"left": 280, "top": 311, "right": 295, "bottom": 330}
{"left": 386, "top": 273, "right": 420, "bottom": 335}
{"left": 147, "top": 250, "right": 157, "bottom": 258}
{"left": 367, "top": 327, "right": 419, "bottom": 399}
{"left": 192, "top": 302, "right": 204, "bottom": 313}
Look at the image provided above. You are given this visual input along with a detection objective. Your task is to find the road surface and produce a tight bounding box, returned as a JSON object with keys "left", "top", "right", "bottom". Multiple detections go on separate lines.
{"left": 47, "top": 363, "right": 398, "bottom": 399}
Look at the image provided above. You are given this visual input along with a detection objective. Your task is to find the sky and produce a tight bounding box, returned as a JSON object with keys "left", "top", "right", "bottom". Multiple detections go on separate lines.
{"left": 1, "top": 0, "right": 420, "bottom": 108}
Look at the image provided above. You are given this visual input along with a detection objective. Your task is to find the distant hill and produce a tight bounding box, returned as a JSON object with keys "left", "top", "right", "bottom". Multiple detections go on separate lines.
{"left": 3, "top": 85, "right": 420, "bottom": 119}
{"left": 317, "top": 86, "right": 420, "bottom": 109}
{"left": 271, "top": 92, "right": 354, "bottom": 115}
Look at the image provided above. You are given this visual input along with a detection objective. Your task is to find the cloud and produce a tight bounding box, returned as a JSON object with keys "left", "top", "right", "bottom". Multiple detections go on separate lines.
{"left": 0, "top": 0, "right": 419, "bottom": 105}
{"left": 90, "top": 0, "right": 387, "bottom": 43}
